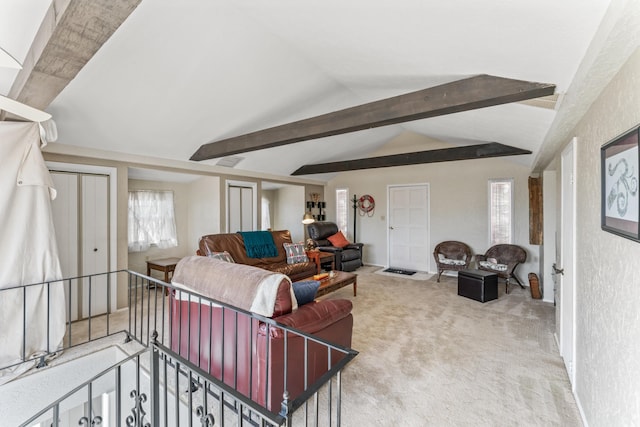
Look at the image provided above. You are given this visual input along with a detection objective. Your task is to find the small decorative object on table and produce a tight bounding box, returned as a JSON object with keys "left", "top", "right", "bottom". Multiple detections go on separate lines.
{"left": 313, "top": 272, "right": 329, "bottom": 281}
{"left": 305, "top": 238, "right": 315, "bottom": 251}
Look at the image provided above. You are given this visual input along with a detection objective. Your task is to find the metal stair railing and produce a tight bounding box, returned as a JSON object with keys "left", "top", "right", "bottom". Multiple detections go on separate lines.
{"left": 2, "top": 270, "right": 357, "bottom": 426}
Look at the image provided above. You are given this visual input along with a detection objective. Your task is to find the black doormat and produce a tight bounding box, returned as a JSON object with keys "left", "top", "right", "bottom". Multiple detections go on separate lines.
{"left": 383, "top": 268, "right": 416, "bottom": 276}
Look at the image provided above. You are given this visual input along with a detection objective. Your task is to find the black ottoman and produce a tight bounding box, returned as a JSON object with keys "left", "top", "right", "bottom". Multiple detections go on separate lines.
{"left": 458, "top": 269, "right": 498, "bottom": 302}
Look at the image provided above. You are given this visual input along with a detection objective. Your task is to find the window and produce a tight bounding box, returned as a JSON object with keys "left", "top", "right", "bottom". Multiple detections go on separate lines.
{"left": 128, "top": 190, "right": 178, "bottom": 252}
{"left": 488, "top": 179, "right": 514, "bottom": 245}
{"left": 261, "top": 196, "right": 271, "bottom": 230}
{"left": 336, "top": 188, "right": 349, "bottom": 236}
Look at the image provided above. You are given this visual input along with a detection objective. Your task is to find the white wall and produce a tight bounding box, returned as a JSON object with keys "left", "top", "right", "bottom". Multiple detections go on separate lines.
{"left": 557, "top": 48, "right": 640, "bottom": 425}
{"left": 273, "top": 185, "right": 306, "bottom": 242}
{"left": 327, "top": 132, "right": 540, "bottom": 279}
{"left": 187, "top": 176, "right": 220, "bottom": 252}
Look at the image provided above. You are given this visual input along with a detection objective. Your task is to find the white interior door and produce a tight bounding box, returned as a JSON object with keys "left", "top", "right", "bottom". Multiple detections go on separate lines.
{"left": 227, "top": 181, "right": 257, "bottom": 232}
{"left": 229, "top": 186, "right": 241, "bottom": 232}
{"left": 559, "top": 139, "right": 577, "bottom": 387}
{"left": 81, "top": 175, "right": 109, "bottom": 317}
{"left": 388, "top": 184, "right": 430, "bottom": 271}
{"left": 51, "top": 172, "right": 79, "bottom": 321}
{"left": 240, "top": 187, "right": 253, "bottom": 230}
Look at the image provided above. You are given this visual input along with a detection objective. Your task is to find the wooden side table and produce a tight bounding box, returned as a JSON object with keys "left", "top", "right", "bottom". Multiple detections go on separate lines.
{"left": 306, "top": 251, "right": 335, "bottom": 274}
{"left": 146, "top": 257, "right": 181, "bottom": 283}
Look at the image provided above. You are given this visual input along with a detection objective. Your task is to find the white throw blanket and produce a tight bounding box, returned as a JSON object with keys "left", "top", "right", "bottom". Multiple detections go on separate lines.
{"left": 171, "top": 256, "right": 296, "bottom": 317}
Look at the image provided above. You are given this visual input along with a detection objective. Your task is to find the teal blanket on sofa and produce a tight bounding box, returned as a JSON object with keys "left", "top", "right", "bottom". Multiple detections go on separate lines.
{"left": 237, "top": 231, "right": 278, "bottom": 258}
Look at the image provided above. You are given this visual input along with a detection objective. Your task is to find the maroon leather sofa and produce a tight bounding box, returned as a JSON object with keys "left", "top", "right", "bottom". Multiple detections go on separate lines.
{"left": 169, "top": 257, "right": 353, "bottom": 412}
{"left": 197, "top": 230, "right": 316, "bottom": 282}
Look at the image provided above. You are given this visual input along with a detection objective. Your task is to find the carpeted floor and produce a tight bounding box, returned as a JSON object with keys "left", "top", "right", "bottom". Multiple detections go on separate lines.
{"left": 9, "top": 267, "right": 581, "bottom": 426}
{"left": 318, "top": 266, "right": 581, "bottom": 426}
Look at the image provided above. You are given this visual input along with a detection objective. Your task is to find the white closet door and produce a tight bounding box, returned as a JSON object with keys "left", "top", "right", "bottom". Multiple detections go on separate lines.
{"left": 81, "top": 175, "right": 109, "bottom": 317}
{"left": 229, "top": 186, "right": 241, "bottom": 232}
{"left": 240, "top": 187, "right": 253, "bottom": 231}
{"left": 228, "top": 185, "right": 255, "bottom": 232}
{"left": 51, "top": 172, "right": 79, "bottom": 321}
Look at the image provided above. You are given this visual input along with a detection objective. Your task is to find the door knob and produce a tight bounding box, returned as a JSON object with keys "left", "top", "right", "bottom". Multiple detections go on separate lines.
{"left": 94, "top": 248, "right": 98, "bottom": 252}
{"left": 389, "top": 226, "right": 394, "bottom": 230}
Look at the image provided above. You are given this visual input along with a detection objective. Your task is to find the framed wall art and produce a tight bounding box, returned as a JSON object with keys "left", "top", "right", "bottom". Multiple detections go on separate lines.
{"left": 601, "top": 125, "right": 640, "bottom": 241}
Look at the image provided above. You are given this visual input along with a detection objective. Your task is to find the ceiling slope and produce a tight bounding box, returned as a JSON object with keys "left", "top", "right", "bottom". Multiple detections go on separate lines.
{"left": 2, "top": 0, "right": 615, "bottom": 180}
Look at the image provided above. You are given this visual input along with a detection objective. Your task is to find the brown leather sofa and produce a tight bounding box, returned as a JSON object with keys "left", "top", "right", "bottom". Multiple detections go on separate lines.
{"left": 198, "top": 230, "right": 316, "bottom": 282}
{"left": 169, "top": 257, "right": 354, "bottom": 412}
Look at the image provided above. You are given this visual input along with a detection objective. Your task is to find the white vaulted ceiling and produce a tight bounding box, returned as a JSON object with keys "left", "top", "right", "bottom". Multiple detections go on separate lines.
{"left": 1, "top": 0, "right": 634, "bottom": 180}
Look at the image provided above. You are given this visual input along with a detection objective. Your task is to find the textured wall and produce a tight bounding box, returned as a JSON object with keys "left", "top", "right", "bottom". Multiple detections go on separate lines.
{"left": 273, "top": 184, "right": 306, "bottom": 243}
{"left": 187, "top": 176, "right": 220, "bottom": 251}
{"left": 568, "top": 48, "right": 640, "bottom": 425}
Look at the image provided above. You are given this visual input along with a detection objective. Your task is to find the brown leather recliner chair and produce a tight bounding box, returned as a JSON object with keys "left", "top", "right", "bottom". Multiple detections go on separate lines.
{"left": 306, "top": 222, "right": 363, "bottom": 272}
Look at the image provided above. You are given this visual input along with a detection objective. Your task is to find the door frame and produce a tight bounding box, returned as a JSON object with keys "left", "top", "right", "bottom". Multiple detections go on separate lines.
{"left": 386, "top": 183, "right": 431, "bottom": 272}
{"left": 559, "top": 138, "right": 577, "bottom": 388}
{"left": 47, "top": 162, "right": 118, "bottom": 309}
{"left": 542, "top": 170, "right": 557, "bottom": 303}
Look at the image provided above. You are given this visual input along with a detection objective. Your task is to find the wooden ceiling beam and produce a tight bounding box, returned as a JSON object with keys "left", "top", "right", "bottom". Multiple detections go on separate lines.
{"left": 1, "top": 0, "right": 142, "bottom": 120}
{"left": 191, "top": 74, "right": 555, "bottom": 161}
{"left": 291, "top": 142, "right": 531, "bottom": 175}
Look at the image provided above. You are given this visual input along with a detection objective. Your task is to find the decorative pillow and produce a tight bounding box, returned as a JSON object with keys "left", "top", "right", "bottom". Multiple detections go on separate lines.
{"left": 479, "top": 260, "right": 508, "bottom": 271}
{"left": 441, "top": 258, "right": 467, "bottom": 266}
{"left": 292, "top": 280, "right": 320, "bottom": 305}
{"left": 207, "top": 251, "right": 235, "bottom": 263}
{"left": 283, "top": 242, "right": 309, "bottom": 264}
{"left": 327, "top": 231, "right": 350, "bottom": 248}
{"left": 438, "top": 253, "right": 466, "bottom": 265}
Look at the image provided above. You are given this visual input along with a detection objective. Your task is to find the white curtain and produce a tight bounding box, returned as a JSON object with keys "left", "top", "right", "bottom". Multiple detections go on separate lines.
{"left": 128, "top": 190, "right": 178, "bottom": 252}
{"left": 0, "top": 122, "right": 65, "bottom": 384}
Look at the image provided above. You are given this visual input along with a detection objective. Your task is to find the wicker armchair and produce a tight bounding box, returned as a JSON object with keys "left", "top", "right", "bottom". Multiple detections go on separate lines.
{"left": 476, "top": 244, "right": 527, "bottom": 293}
{"left": 433, "top": 241, "right": 473, "bottom": 282}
